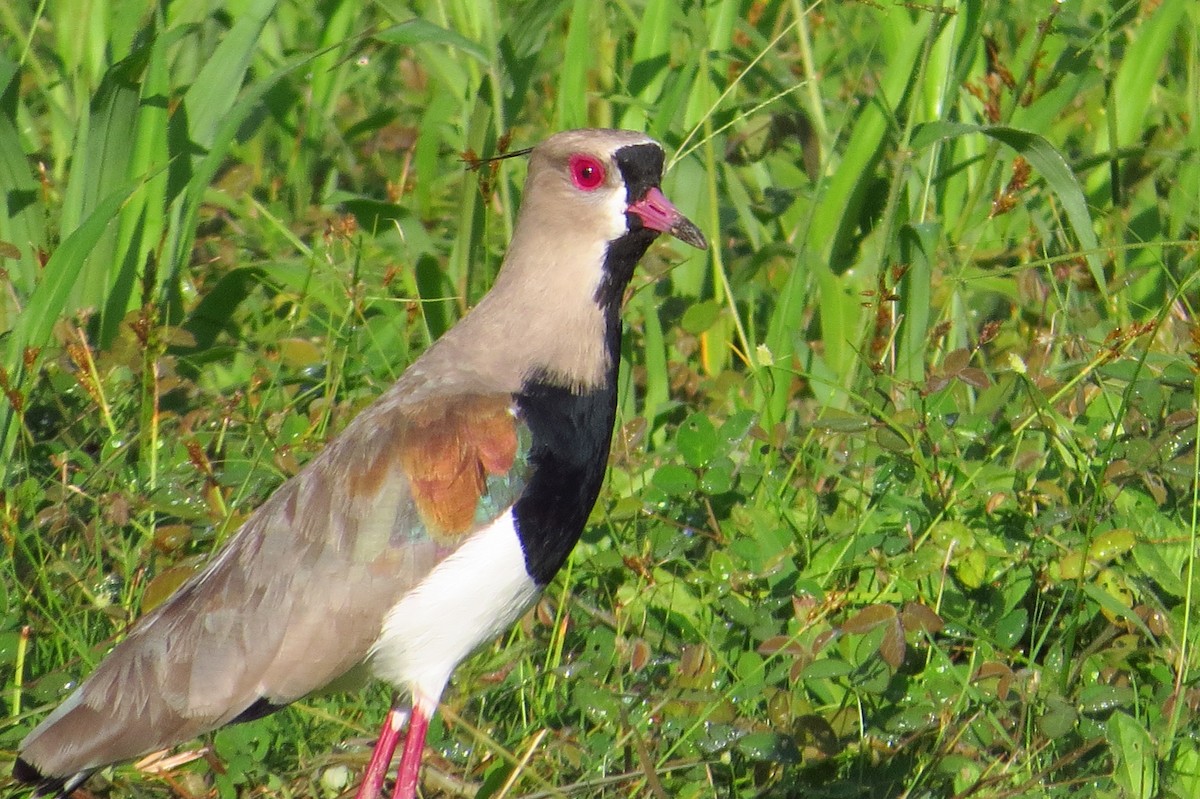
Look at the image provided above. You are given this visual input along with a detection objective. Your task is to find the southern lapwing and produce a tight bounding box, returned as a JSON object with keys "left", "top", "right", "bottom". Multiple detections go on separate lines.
{"left": 13, "top": 128, "right": 707, "bottom": 798}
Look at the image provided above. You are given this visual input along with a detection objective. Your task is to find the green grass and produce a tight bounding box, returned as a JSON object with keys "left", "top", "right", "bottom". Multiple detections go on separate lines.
{"left": 1, "top": 0, "right": 1198, "bottom": 797}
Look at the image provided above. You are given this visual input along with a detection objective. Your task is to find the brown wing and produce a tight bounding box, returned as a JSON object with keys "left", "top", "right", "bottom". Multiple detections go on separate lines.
{"left": 18, "top": 393, "right": 525, "bottom": 780}
{"left": 398, "top": 395, "right": 520, "bottom": 537}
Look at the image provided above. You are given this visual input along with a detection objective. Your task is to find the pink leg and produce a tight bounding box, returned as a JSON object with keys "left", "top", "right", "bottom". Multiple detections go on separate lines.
{"left": 391, "top": 701, "right": 432, "bottom": 799}
{"left": 354, "top": 706, "right": 410, "bottom": 799}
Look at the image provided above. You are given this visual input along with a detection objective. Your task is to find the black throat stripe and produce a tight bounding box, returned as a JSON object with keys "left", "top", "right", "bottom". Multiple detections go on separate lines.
{"left": 512, "top": 367, "right": 617, "bottom": 585}
{"left": 512, "top": 142, "right": 667, "bottom": 584}
{"left": 512, "top": 205, "right": 663, "bottom": 582}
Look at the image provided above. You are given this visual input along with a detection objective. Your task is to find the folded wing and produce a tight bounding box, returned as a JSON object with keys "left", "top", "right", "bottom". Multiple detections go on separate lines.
{"left": 17, "top": 392, "right": 527, "bottom": 784}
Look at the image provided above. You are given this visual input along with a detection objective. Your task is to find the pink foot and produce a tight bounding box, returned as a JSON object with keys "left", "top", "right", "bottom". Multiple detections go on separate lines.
{"left": 391, "top": 703, "right": 432, "bottom": 799}
{"left": 354, "top": 706, "right": 409, "bottom": 799}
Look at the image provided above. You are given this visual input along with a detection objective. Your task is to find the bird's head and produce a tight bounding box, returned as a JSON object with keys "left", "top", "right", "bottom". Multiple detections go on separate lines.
{"left": 520, "top": 129, "right": 707, "bottom": 253}
{"left": 496, "top": 129, "right": 706, "bottom": 315}
{"left": 455, "top": 129, "right": 708, "bottom": 392}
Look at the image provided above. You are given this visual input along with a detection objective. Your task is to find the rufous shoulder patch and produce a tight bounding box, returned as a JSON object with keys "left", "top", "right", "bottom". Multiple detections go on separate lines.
{"left": 397, "top": 395, "right": 520, "bottom": 540}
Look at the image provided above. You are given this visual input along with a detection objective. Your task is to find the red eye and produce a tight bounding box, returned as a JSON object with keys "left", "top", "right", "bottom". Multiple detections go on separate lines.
{"left": 569, "top": 155, "right": 606, "bottom": 191}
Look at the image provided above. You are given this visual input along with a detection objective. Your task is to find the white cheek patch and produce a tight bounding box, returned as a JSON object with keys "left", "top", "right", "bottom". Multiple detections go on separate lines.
{"left": 600, "top": 182, "right": 631, "bottom": 242}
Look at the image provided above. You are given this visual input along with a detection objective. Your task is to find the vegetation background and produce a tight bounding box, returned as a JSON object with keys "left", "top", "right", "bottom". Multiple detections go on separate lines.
{"left": 1, "top": 0, "right": 1197, "bottom": 797}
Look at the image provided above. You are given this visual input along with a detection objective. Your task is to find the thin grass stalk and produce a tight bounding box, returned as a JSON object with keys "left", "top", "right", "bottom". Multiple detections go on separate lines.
{"left": 948, "top": 4, "right": 1061, "bottom": 248}
{"left": 789, "top": 0, "right": 828, "bottom": 148}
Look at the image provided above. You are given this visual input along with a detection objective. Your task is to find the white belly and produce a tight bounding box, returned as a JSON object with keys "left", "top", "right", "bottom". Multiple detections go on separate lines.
{"left": 370, "top": 509, "right": 540, "bottom": 707}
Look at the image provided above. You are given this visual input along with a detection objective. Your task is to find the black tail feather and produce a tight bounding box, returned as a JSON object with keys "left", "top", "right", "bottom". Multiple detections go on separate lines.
{"left": 11, "top": 757, "right": 88, "bottom": 798}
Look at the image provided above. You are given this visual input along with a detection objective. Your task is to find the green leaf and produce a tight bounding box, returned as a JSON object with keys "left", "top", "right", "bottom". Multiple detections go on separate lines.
{"left": 676, "top": 413, "right": 718, "bottom": 467}
{"left": 896, "top": 222, "right": 938, "bottom": 383}
{"left": 2, "top": 183, "right": 138, "bottom": 464}
{"left": 1079, "top": 684, "right": 1134, "bottom": 716}
{"left": 801, "top": 657, "right": 853, "bottom": 682}
{"left": 1107, "top": 711, "right": 1157, "bottom": 799}
{"left": 811, "top": 408, "right": 871, "bottom": 433}
{"left": 1102, "top": 0, "right": 1188, "bottom": 153}
{"left": 184, "top": 0, "right": 279, "bottom": 150}
{"left": 1131, "top": 542, "right": 1186, "bottom": 598}
{"left": 992, "top": 609, "right": 1027, "bottom": 649}
{"left": 1080, "top": 582, "right": 1151, "bottom": 636}
{"left": 1039, "top": 695, "right": 1078, "bottom": 739}
{"left": 1169, "top": 743, "right": 1200, "bottom": 798}
{"left": 680, "top": 299, "right": 721, "bottom": 335}
{"left": 911, "top": 121, "right": 1106, "bottom": 298}
{"left": 0, "top": 630, "right": 21, "bottom": 667}
{"left": 373, "top": 19, "right": 489, "bottom": 64}
{"left": 0, "top": 53, "right": 45, "bottom": 313}
{"left": 699, "top": 463, "right": 734, "bottom": 495}
{"left": 652, "top": 463, "right": 699, "bottom": 496}
{"left": 736, "top": 731, "right": 801, "bottom": 763}
{"left": 556, "top": 0, "right": 593, "bottom": 130}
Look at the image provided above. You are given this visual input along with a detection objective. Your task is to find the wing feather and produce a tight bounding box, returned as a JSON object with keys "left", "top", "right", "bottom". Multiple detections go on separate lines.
{"left": 19, "top": 392, "right": 528, "bottom": 780}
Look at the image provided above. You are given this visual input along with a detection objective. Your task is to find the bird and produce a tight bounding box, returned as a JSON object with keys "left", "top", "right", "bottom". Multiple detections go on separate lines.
{"left": 13, "top": 128, "right": 707, "bottom": 799}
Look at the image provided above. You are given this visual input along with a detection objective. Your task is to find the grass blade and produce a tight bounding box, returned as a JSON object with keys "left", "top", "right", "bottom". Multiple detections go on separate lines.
{"left": 912, "top": 120, "right": 1106, "bottom": 299}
